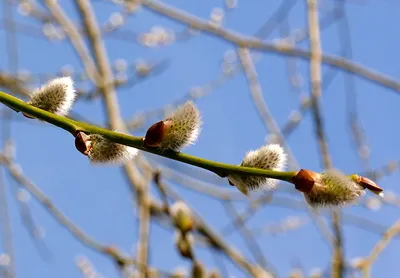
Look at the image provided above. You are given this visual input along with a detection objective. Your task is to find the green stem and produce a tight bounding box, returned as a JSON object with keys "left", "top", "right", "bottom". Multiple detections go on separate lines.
{"left": 0, "top": 91, "right": 297, "bottom": 182}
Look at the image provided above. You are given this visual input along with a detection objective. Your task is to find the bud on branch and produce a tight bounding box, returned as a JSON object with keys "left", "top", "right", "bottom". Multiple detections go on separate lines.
{"left": 228, "top": 144, "right": 287, "bottom": 195}
{"left": 292, "top": 169, "right": 383, "bottom": 207}
{"left": 74, "top": 131, "right": 137, "bottom": 164}
{"left": 144, "top": 101, "right": 202, "bottom": 151}
{"left": 24, "top": 77, "right": 76, "bottom": 118}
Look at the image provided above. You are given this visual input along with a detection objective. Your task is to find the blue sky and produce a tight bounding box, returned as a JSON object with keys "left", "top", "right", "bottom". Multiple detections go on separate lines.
{"left": 0, "top": 0, "right": 400, "bottom": 277}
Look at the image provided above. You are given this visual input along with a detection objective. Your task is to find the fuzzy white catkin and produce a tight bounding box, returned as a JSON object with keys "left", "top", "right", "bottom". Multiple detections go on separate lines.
{"left": 87, "top": 134, "right": 137, "bottom": 164}
{"left": 228, "top": 144, "right": 287, "bottom": 195}
{"left": 27, "top": 77, "right": 76, "bottom": 116}
{"left": 160, "top": 101, "right": 202, "bottom": 151}
{"left": 304, "top": 169, "right": 365, "bottom": 207}
{"left": 170, "top": 201, "right": 191, "bottom": 217}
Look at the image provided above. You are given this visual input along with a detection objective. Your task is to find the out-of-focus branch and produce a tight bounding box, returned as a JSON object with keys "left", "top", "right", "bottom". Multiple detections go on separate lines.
{"left": 150, "top": 176, "right": 265, "bottom": 277}
{"left": 335, "top": 1, "right": 371, "bottom": 172}
{"left": 44, "top": 0, "right": 100, "bottom": 84}
{"left": 135, "top": 179, "right": 151, "bottom": 277}
{"left": 237, "top": 47, "right": 298, "bottom": 169}
{"left": 0, "top": 3, "right": 18, "bottom": 272}
{"left": 0, "top": 154, "right": 138, "bottom": 270}
{"left": 222, "top": 201, "right": 269, "bottom": 270}
{"left": 74, "top": 0, "right": 121, "bottom": 128}
{"left": 306, "top": 2, "right": 343, "bottom": 278}
{"left": 360, "top": 220, "right": 400, "bottom": 278}
{"left": 0, "top": 165, "right": 16, "bottom": 278}
{"left": 140, "top": 0, "right": 400, "bottom": 93}
{"left": 0, "top": 73, "right": 30, "bottom": 98}
{"left": 307, "top": 1, "right": 332, "bottom": 169}
{"left": 153, "top": 171, "right": 170, "bottom": 213}
{"left": 72, "top": 1, "right": 153, "bottom": 276}
{"left": 123, "top": 8, "right": 341, "bottom": 132}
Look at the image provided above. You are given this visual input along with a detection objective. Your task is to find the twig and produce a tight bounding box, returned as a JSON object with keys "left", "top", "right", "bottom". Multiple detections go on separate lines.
{"left": 154, "top": 178, "right": 263, "bottom": 277}
{"left": 0, "top": 64, "right": 16, "bottom": 277}
{"left": 141, "top": 0, "right": 400, "bottom": 93}
{"left": 237, "top": 47, "right": 298, "bottom": 169}
{"left": 153, "top": 171, "right": 170, "bottom": 213}
{"left": 307, "top": 0, "right": 332, "bottom": 169}
{"left": 335, "top": 1, "right": 371, "bottom": 172}
{"left": 44, "top": 0, "right": 101, "bottom": 84}
{"left": 0, "top": 168, "right": 16, "bottom": 278}
{"left": 222, "top": 201, "right": 269, "bottom": 270}
{"left": 361, "top": 220, "right": 400, "bottom": 278}
{"left": 136, "top": 186, "right": 151, "bottom": 278}
{"left": 306, "top": 2, "right": 342, "bottom": 278}
{"left": 0, "top": 91, "right": 298, "bottom": 182}
{"left": 73, "top": 2, "right": 154, "bottom": 275}
{"left": 0, "top": 154, "right": 137, "bottom": 269}
{"left": 74, "top": 0, "right": 120, "bottom": 128}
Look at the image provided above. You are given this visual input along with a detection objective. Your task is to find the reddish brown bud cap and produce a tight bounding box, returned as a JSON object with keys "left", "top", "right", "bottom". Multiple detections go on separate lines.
{"left": 291, "top": 169, "right": 318, "bottom": 193}
{"left": 74, "top": 131, "right": 91, "bottom": 155}
{"left": 144, "top": 119, "right": 172, "bottom": 148}
{"left": 351, "top": 174, "right": 383, "bottom": 194}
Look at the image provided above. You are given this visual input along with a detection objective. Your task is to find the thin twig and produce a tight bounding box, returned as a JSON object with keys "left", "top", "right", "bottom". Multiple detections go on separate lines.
{"left": 135, "top": 178, "right": 151, "bottom": 277}
{"left": 0, "top": 154, "right": 137, "bottom": 268}
{"left": 141, "top": 0, "right": 400, "bottom": 93}
{"left": 222, "top": 201, "right": 269, "bottom": 270}
{"left": 361, "top": 220, "right": 400, "bottom": 278}
{"left": 154, "top": 178, "right": 263, "bottom": 277}
{"left": 44, "top": 0, "right": 101, "bottom": 84}
{"left": 306, "top": 2, "right": 343, "bottom": 278}
{"left": 0, "top": 167, "right": 16, "bottom": 278}
{"left": 153, "top": 172, "right": 170, "bottom": 213}
{"left": 237, "top": 47, "right": 298, "bottom": 169}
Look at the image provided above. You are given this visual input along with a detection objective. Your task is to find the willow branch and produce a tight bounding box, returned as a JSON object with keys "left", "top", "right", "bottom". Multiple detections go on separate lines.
{"left": 0, "top": 91, "right": 297, "bottom": 182}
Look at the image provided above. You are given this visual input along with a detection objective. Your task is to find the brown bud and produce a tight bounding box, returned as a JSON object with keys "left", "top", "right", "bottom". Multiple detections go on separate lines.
{"left": 176, "top": 233, "right": 194, "bottom": 260}
{"left": 74, "top": 131, "right": 92, "bottom": 155}
{"left": 291, "top": 169, "right": 318, "bottom": 193}
{"left": 143, "top": 119, "right": 172, "bottom": 148}
{"left": 351, "top": 174, "right": 383, "bottom": 195}
{"left": 191, "top": 261, "right": 206, "bottom": 278}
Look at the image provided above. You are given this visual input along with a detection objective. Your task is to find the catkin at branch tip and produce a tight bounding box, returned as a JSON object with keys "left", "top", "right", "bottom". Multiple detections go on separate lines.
{"left": 228, "top": 143, "right": 287, "bottom": 195}
{"left": 27, "top": 76, "right": 76, "bottom": 116}
{"left": 304, "top": 168, "right": 365, "bottom": 207}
